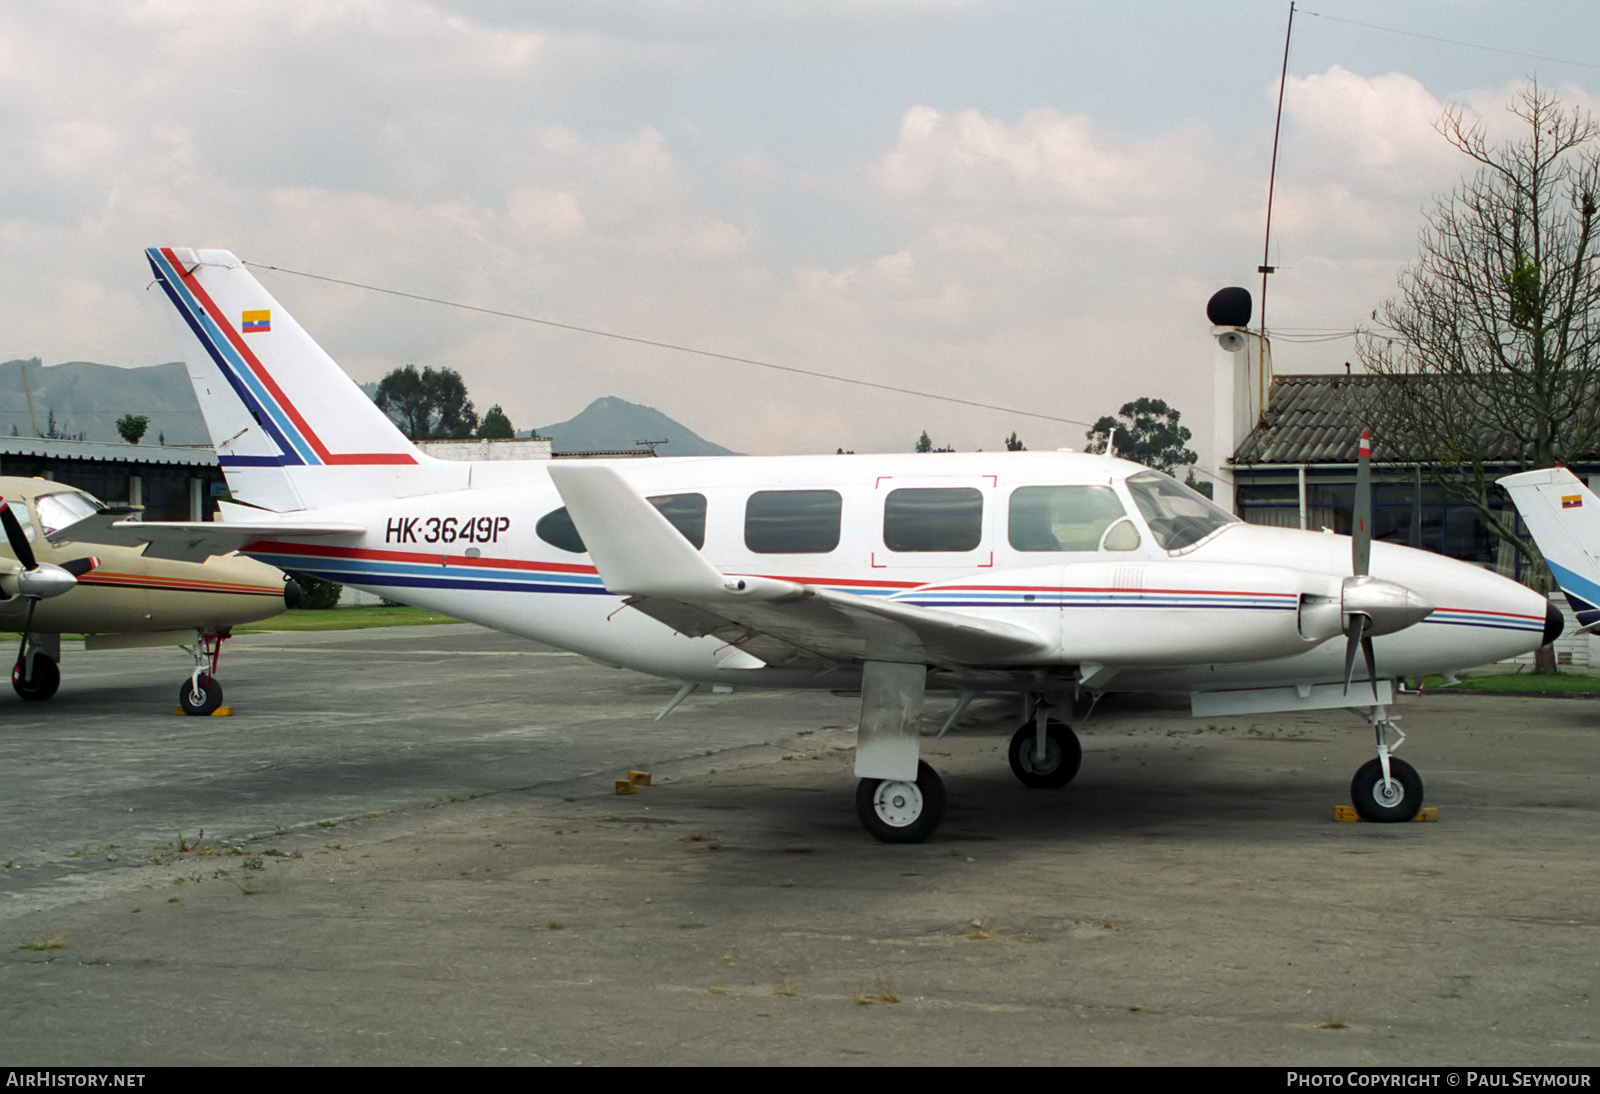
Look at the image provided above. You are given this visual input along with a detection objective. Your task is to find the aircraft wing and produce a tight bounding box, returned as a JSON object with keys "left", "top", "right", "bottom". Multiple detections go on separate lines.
{"left": 547, "top": 464, "right": 1052, "bottom": 668}
{"left": 56, "top": 516, "right": 365, "bottom": 562}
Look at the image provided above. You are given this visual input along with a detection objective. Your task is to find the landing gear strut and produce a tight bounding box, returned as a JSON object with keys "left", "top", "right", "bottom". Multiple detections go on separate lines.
{"left": 178, "top": 630, "right": 230, "bottom": 716}
{"left": 1350, "top": 708, "right": 1423, "bottom": 822}
{"left": 12, "top": 629, "right": 61, "bottom": 701}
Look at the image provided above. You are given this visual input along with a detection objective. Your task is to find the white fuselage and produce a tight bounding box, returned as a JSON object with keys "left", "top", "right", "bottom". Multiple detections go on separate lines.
{"left": 230, "top": 450, "right": 1549, "bottom": 695}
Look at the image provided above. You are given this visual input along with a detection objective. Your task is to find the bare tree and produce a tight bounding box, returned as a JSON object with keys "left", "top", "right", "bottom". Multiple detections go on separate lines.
{"left": 1359, "top": 86, "right": 1600, "bottom": 567}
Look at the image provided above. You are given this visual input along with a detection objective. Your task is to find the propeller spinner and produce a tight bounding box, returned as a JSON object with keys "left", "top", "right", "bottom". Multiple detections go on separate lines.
{"left": 1, "top": 497, "right": 99, "bottom": 600}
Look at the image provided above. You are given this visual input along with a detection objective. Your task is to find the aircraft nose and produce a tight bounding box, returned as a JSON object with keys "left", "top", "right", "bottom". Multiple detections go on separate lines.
{"left": 283, "top": 577, "right": 304, "bottom": 610}
{"left": 1545, "top": 599, "right": 1565, "bottom": 646}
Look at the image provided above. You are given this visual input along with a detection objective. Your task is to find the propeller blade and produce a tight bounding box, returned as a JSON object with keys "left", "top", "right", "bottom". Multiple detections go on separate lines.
{"left": 0, "top": 500, "right": 37, "bottom": 571}
{"left": 1342, "top": 613, "right": 1368, "bottom": 695}
{"left": 1352, "top": 429, "right": 1372, "bottom": 577}
{"left": 60, "top": 556, "right": 99, "bottom": 578}
{"left": 1361, "top": 633, "right": 1379, "bottom": 703}
{"left": 1407, "top": 466, "right": 1422, "bottom": 549}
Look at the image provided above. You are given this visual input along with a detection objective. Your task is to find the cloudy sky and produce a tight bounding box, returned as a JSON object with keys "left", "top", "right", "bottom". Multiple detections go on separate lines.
{"left": 3, "top": 1, "right": 1598, "bottom": 470}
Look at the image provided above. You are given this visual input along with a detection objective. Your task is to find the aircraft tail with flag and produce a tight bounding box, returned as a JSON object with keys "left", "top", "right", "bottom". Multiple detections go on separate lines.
{"left": 145, "top": 247, "right": 468, "bottom": 512}
{"left": 1498, "top": 467, "right": 1600, "bottom": 632}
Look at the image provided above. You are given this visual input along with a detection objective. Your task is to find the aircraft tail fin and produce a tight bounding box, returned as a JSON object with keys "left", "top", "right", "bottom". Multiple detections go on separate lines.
{"left": 145, "top": 247, "right": 466, "bottom": 512}
{"left": 1498, "top": 467, "right": 1600, "bottom": 630}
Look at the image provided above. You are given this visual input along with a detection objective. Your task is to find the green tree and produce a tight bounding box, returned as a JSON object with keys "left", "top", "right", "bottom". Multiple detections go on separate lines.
{"left": 477, "top": 404, "right": 514, "bottom": 439}
{"left": 116, "top": 413, "right": 150, "bottom": 445}
{"left": 291, "top": 574, "right": 344, "bottom": 610}
{"left": 1084, "top": 397, "right": 1197, "bottom": 474}
{"left": 1359, "top": 87, "right": 1600, "bottom": 568}
{"left": 1004, "top": 431, "right": 1025, "bottom": 451}
{"left": 915, "top": 430, "right": 933, "bottom": 453}
{"left": 374, "top": 365, "right": 480, "bottom": 440}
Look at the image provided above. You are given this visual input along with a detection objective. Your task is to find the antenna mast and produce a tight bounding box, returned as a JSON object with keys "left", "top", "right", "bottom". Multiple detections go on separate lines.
{"left": 1260, "top": 1, "right": 1295, "bottom": 339}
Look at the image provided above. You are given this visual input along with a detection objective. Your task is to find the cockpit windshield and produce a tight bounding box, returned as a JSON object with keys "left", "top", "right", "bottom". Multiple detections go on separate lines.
{"left": 35, "top": 490, "right": 104, "bottom": 537}
{"left": 1124, "top": 471, "right": 1237, "bottom": 551}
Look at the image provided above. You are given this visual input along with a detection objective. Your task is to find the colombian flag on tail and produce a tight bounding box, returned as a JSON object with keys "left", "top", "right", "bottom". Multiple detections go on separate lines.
{"left": 241, "top": 309, "right": 271, "bottom": 334}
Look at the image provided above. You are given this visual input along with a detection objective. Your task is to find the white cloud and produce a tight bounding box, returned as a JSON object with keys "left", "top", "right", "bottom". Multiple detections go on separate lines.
{"left": 0, "top": 0, "right": 1595, "bottom": 464}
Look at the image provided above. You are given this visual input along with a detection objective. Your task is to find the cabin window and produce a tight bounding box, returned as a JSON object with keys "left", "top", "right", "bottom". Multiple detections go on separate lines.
{"left": 535, "top": 492, "right": 708, "bottom": 554}
{"left": 745, "top": 489, "right": 842, "bottom": 554}
{"left": 1008, "top": 485, "right": 1130, "bottom": 551}
{"left": 535, "top": 508, "right": 585, "bottom": 553}
{"left": 1124, "top": 471, "right": 1237, "bottom": 551}
{"left": 883, "top": 488, "right": 983, "bottom": 552}
{"left": 645, "top": 493, "right": 707, "bottom": 549}
{"left": 2, "top": 501, "right": 36, "bottom": 544}
{"left": 1099, "top": 518, "right": 1141, "bottom": 552}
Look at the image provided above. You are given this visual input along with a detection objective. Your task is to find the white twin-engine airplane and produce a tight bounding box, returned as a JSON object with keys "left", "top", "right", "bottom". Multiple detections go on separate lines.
{"left": 134, "top": 246, "right": 1560, "bottom": 842}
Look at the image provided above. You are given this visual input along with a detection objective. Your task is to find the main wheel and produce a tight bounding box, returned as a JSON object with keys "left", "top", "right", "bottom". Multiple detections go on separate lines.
{"left": 1350, "top": 757, "right": 1424, "bottom": 822}
{"left": 178, "top": 674, "right": 224, "bottom": 716}
{"left": 855, "top": 761, "right": 945, "bottom": 843}
{"left": 12, "top": 656, "right": 60, "bottom": 701}
{"left": 1008, "top": 719, "right": 1082, "bottom": 789}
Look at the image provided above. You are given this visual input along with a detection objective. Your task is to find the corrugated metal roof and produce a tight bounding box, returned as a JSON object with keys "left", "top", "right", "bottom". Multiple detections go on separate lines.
{"left": 1232, "top": 375, "right": 1379, "bottom": 464}
{"left": 0, "top": 435, "right": 218, "bottom": 468}
{"left": 1229, "top": 373, "right": 1596, "bottom": 466}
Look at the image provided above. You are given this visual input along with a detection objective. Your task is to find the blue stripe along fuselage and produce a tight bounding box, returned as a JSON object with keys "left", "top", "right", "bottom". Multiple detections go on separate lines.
{"left": 1422, "top": 609, "right": 1547, "bottom": 633}
{"left": 896, "top": 591, "right": 1298, "bottom": 610}
{"left": 253, "top": 547, "right": 1542, "bottom": 635}
{"left": 247, "top": 551, "right": 609, "bottom": 596}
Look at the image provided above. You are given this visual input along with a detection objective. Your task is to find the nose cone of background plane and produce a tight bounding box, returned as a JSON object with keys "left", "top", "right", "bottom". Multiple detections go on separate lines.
{"left": 1545, "top": 599, "right": 1565, "bottom": 646}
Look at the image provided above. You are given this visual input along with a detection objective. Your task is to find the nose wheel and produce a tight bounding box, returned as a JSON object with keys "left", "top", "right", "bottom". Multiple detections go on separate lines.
{"left": 1349, "top": 709, "right": 1424, "bottom": 822}
{"left": 1350, "top": 757, "right": 1423, "bottom": 822}
{"left": 12, "top": 650, "right": 60, "bottom": 701}
{"left": 856, "top": 761, "right": 945, "bottom": 843}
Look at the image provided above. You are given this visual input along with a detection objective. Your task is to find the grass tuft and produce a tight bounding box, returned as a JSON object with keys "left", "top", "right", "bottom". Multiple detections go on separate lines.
{"left": 235, "top": 606, "right": 467, "bottom": 633}
{"left": 17, "top": 937, "right": 65, "bottom": 951}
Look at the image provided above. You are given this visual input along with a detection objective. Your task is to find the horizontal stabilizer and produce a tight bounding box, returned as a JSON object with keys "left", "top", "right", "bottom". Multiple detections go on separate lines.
{"left": 548, "top": 463, "right": 1051, "bottom": 667}
{"left": 98, "top": 518, "right": 365, "bottom": 562}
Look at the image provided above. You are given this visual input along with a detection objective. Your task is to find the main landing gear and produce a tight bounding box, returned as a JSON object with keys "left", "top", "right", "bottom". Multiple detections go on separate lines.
{"left": 1007, "top": 717, "right": 1083, "bottom": 789}
{"left": 8, "top": 629, "right": 235, "bottom": 714}
{"left": 178, "top": 630, "right": 231, "bottom": 716}
{"left": 851, "top": 667, "right": 1090, "bottom": 844}
{"left": 1349, "top": 708, "right": 1424, "bottom": 822}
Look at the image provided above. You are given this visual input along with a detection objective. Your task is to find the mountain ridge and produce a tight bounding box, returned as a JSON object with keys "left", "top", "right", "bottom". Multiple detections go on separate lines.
{"left": 4, "top": 359, "right": 732, "bottom": 456}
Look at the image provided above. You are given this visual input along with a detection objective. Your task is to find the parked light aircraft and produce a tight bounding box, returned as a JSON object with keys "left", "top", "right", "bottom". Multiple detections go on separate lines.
{"left": 126, "top": 246, "right": 1561, "bottom": 840}
{"left": 1, "top": 476, "right": 301, "bottom": 713}
{"left": 1499, "top": 467, "right": 1600, "bottom": 634}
